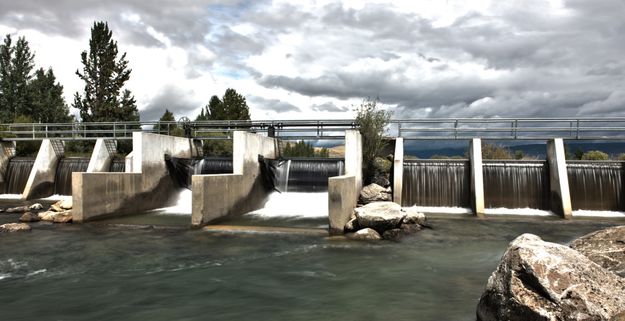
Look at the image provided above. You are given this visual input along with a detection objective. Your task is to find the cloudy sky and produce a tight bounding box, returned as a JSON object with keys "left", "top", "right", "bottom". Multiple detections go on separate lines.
{"left": 0, "top": 0, "right": 623, "bottom": 121}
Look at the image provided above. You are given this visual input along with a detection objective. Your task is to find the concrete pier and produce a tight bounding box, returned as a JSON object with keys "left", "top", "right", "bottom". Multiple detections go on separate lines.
{"left": 73, "top": 133, "right": 193, "bottom": 222}
{"left": 469, "top": 138, "right": 485, "bottom": 217}
{"left": 328, "top": 130, "right": 362, "bottom": 234}
{"left": 22, "top": 139, "right": 64, "bottom": 199}
{"left": 86, "top": 139, "right": 116, "bottom": 173}
{"left": 191, "top": 131, "right": 277, "bottom": 226}
{"left": 547, "top": 138, "right": 572, "bottom": 218}
{"left": 392, "top": 137, "right": 404, "bottom": 205}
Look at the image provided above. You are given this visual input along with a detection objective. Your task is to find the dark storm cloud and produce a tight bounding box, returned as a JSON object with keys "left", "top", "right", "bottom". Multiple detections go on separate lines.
{"left": 141, "top": 85, "right": 201, "bottom": 120}
{"left": 248, "top": 96, "right": 301, "bottom": 113}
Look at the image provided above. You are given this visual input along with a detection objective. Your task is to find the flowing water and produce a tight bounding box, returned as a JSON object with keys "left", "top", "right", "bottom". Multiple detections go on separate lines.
{"left": 53, "top": 158, "right": 89, "bottom": 195}
{"left": 483, "top": 160, "right": 550, "bottom": 210}
{"left": 402, "top": 160, "right": 470, "bottom": 207}
{"left": 165, "top": 157, "right": 233, "bottom": 188}
{"left": 265, "top": 158, "right": 345, "bottom": 192}
{"left": 2, "top": 158, "right": 34, "bottom": 194}
{"left": 110, "top": 159, "right": 126, "bottom": 172}
{"left": 567, "top": 161, "right": 624, "bottom": 211}
{"left": 0, "top": 213, "right": 622, "bottom": 321}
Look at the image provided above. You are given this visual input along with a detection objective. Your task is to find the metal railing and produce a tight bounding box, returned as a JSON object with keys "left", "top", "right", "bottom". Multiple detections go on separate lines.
{"left": 2, "top": 118, "right": 625, "bottom": 141}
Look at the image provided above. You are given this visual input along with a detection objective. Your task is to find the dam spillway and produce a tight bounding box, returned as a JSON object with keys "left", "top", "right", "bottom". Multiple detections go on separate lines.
{"left": 567, "top": 161, "right": 624, "bottom": 211}
{"left": 265, "top": 158, "right": 345, "bottom": 193}
{"left": 166, "top": 157, "right": 234, "bottom": 189}
{"left": 401, "top": 159, "right": 471, "bottom": 208}
{"left": 54, "top": 158, "right": 90, "bottom": 195}
{"left": 2, "top": 158, "right": 35, "bottom": 194}
{"left": 483, "top": 160, "right": 550, "bottom": 210}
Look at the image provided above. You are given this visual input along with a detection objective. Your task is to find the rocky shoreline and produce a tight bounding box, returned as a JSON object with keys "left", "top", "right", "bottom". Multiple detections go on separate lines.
{"left": 0, "top": 199, "right": 74, "bottom": 232}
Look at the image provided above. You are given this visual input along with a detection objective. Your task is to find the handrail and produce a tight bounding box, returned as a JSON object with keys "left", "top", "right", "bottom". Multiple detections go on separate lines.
{"left": 2, "top": 118, "right": 625, "bottom": 141}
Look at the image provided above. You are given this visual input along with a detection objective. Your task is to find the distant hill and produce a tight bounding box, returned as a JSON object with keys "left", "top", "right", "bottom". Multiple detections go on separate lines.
{"left": 404, "top": 142, "right": 625, "bottom": 159}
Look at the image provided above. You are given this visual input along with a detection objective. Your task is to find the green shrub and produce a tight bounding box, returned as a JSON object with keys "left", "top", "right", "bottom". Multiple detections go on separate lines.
{"left": 355, "top": 97, "right": 391, "bottom": 184}
{"left": 581, "top": 150, "right": 609, "bottom": 160}
{"left": 482, "top": 143, "right": 513, "bottom": 159}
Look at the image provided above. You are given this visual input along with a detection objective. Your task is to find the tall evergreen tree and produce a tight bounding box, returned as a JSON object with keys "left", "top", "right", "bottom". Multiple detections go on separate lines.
{"left": 0, "top": 35, "right": 35, "bottom": 122}
{"left": 207, "top": 95, "right": 224, "bottom": 120}
{"left": 28, "top": 68, "right": 72, "bottom": 123}
{"left": 73, "top": 21, "right": 139, "bottom": 122}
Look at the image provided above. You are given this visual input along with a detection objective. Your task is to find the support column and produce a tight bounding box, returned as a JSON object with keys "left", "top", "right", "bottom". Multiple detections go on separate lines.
{"left": 22, "top": 139, "right": 64, "bottom": 199}
{"left": 86, "top": 139, "right": 114, "bottom": 173}
{"left": 469, "top": 138, "right": 485, "bottom": 218}
{"left": 547, "top": 138, "right": 572, "bottom": 219}
{"left": 393, "top": 137, "right": 404, "bottom": 205}
{"left": 344, "top": 130, "right": 362, "bottom": 192}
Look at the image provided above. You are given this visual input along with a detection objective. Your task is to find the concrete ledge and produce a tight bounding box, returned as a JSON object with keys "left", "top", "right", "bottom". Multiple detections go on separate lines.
{"left": 344, "top": 130, "right": 362, "bottom": 192}
{"left": 73, "top": 133, "right": 192, "bottom": 222}
{"left": 469, "top": 138, "right": 485, "bottom": 218}
{"left": 22, "top": 139, "right": 63, "bottom": 199}
{"left": 328, "top": 175, "right": 357, "bottom": 235}
{"left": 393, "top": 137, "right": 404, "bottom": 205}
{"left": 86, "top": 139, "right": 114, "bottom": 173}
{"left": 191, "top": 131, "right": 277, "bottom": 226}
{"left": 547, "top": 138, "right": 572, "bottom": 218}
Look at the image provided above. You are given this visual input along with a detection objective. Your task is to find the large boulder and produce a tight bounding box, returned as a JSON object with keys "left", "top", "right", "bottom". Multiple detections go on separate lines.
{"left": 53, "top": 211, "right": 73, "bottom": 223}
{"left": 5, "top": 206, "right": 30, "bottom": 213}
{"left": 346, "top": 228, "right": 382, "bottom": 241}
{"left": 570, "top": 225, "right": 625, "bottom": 277}
{"left": 402, "top": 206, "right": 427, "bottom": 225}
{"left": 359, "top": 183, "right": 392, "bottom": 204}
{"left": 51, "top": 199, "right": 72, "bottom": 211}
{"left": 0, "top": 223, "right": 31, "bottom": 232}
{"left": 355, "top": 202, "right": 405, "bottom": 233}
{"left": 477, "top": 234, "right": 625, "bottom": 321}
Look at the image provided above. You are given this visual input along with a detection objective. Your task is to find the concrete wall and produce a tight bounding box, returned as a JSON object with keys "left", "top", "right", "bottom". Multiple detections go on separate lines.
{"left": 328, "top": 175, "right": 357, "bottom": 235}
{"left": 73, "top": 133, "right": 192, "bottom": 222}
{"left": 87, "top": 139, "right": 113, "bottom": 173}
{"left": 191, "top": 131, "right": 277, "bottom": 226}
{"left": 0, "top": 141, "right": 16, "bottom": 186}
{"left": 393, "top": 137, "right": 404, "bottom": 205}
{"left": 547, "top": 138, "right": 572, "bottom": 218}
{"left": 469, "top": 138, "right": 485, "bottom": 217}
{"left": 344, "top": 130, "right": 363, "bottom": 192}
{"left": 22, "top": 139, "right": 64, "bottom": 199}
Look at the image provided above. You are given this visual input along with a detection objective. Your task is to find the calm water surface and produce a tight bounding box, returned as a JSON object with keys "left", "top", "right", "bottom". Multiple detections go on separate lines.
{"left": 0, "top": 209, "right": 622, "bottom": 321}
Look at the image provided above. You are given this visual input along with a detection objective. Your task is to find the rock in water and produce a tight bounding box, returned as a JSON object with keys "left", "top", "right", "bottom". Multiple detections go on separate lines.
{"left": 6, "top": 206, "right": 29, "bottom": 213}
{"left": 50, "top": 203, "right": 63, "bottom": 212}
{"left": 355, "top": 202, "right": 405, "bottom": 233}
{"left": 359, "top": 183, "right": 392, "bottom": 204}
{"left": 53, "top": 211, "right": 73, "bottom": 223}
{"left": 0, "top": 223, "right": 31, "bottom": 232}
{"left": 19, "top": 212, "right": 40, "bottom": 222}
{"left": 52, "top": 199, "right": 72, "bottom": 211}
{"left": 38, "top": 211, "right": 57, "bottom": 222}
{"left": 570, "top": 225, "right": 625, "bottom": 277}
{"left": 344, "top": 216, "right": 359, "bottom": 232}
{"left": 346, "top": 228, "right": 382, "bottom": 240}
{"left": 28, "top": 203, "right": 43, "bottom": 211}
{"left": 382, "top": 228, "right": 403, "bottom": 241}
{"left": 477, "top": 234, "right": 625, "bottom": 321}
{"left": 401, "top": 207, "right": 426, "bottom": 225}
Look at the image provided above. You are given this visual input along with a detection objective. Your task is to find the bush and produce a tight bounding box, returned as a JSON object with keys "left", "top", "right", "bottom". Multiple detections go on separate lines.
{"left": 482, "top": 143, "right": 513, "bottom": 159}
{"left": 355, "top": 97, "right": 391, "bottom": 184}
{"left": 282, "top": 140, "right": 329, "bottom": 158}
{"left": 581, "top": 150, "right": 609, "bottom": 160}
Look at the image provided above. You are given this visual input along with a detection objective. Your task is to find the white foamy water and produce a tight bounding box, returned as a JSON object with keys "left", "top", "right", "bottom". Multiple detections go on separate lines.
{"left": 40, "top": 195, "right": 71, "bottom": 202}
{"left": 152, "top": 189, "right": 192, "bottom": 215}
{"left": 573, "top": 210, "right": 625, "bottom": 218}
{"left": 248, "top": 192, "right": 328, "bottom": 218}
{"left": 484, "top": 208, "right": 555, "bottom": 216}
{"left": 409, "top": 206, "right": 472, "bottom": 215}
{"left": 0, "top": 194, "right": 22, "bottom": 199}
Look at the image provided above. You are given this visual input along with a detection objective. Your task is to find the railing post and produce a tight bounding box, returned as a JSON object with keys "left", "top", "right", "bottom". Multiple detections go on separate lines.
{"left": 454, "top": 120, "right": 458, "bottom": 139}
{"left": 576, "top": 119, "right": 580, "bottom": 139}
{"left": 32, "top": 124, "right": 35, "bottom": 139}
{"left": 514, "top": 119, "right": 518, "bottom": 139}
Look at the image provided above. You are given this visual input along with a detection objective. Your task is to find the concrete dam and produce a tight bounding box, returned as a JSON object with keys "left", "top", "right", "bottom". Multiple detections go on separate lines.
{"left": 1, "top": 118, "right": 625, "bottom": 231}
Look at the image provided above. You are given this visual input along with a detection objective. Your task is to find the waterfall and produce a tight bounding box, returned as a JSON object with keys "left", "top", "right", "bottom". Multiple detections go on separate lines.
{"left": 110, "top": 159, "right": 126, "bottom": 172}
{"left": 53, "top": 158, "right": 89, "bottom": 195}
{"left": 567, "top": 161, "right": 624, "bottom": 211}
{"left": 483, "top": 160, "right": 550, "bottom": 210}
{"left": 263, "top": 158, "right": 345, "bottom": 193}
{"left": 3, "top": 158, "right": 35, "bottom": 194}
{"left": 402, "top": 160, "right": 470, "bottom": 207}
{"left": 165, "top": 157, "right": 233, "bottom": 189}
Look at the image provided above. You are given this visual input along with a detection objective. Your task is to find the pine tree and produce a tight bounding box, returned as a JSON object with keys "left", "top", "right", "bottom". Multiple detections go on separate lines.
{"left": 220, "top": 88, "right": 250, "bottom": 120}
{"left": 73, "top": 21, "right": 139, "bottom": 122}
{"left": 0, "top": 35, "right": 35, "bottom": 122}
{"left": 28, "top": 68, "right": 71, "bottom": 123}
{"left": 156, "top": 108, "right": 175, "bottom": 133}
{"left": 207, "top": 95, "right": 224, "bottom": 120}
